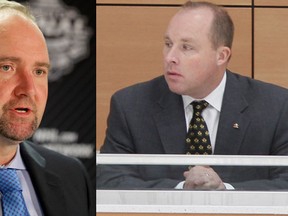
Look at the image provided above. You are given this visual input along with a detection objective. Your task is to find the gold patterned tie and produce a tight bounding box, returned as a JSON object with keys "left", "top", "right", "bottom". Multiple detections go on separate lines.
{"left": 186, "top": 100, "right": 212, "bottom": 155}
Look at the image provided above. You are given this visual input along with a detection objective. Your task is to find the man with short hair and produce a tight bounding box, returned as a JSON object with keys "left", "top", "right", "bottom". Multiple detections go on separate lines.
{"left": 98, "top": 1, "right": 288, "bottom": 190}
{"left": 0, "top": 1, "right": 94, "bottom": 215}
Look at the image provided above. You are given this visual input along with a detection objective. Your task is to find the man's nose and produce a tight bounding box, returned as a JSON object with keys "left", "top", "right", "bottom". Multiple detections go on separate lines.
{"left": 14, "top": 72, "right": 36, "bottom": 97}
{"left": 164, "top": 47, "right": 179, "bottom": 65}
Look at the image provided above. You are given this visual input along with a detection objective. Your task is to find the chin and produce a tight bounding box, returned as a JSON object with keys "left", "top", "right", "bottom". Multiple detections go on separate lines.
{"left": 167, "top": 84, "right": 185, "bottom": 95}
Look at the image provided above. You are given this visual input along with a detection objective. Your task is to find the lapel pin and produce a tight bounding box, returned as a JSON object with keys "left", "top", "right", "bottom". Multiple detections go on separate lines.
{"left": 233, "top": 123, "right": 239, "bottom": 129}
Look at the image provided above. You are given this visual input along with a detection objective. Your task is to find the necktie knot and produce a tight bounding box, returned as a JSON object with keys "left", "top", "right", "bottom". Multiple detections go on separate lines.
{"left": 191, "top": 100, "right": 209, "bottom": 113}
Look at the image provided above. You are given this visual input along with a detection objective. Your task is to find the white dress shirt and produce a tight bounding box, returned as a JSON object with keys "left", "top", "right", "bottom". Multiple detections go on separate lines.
{"left": 0, "top": 145, "right": 43, "bottom": 216}
{"left": 175, "top": 72, "right": 234, "bottom": 189}
{"left": 182, "top": 72, "right": 226, "bottom": 153}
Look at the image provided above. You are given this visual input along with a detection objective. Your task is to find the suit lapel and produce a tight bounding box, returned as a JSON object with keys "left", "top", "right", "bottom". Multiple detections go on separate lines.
{"left": 20, "top": 142, "right": 67, "bottom": 216}
{"left": 153, "top": 88, "right": 187, "bottom": 154}
{"left": 151, "top": 73, "right": 251, "bottom": 155}
{"left": 214, "top": 72, "right": 250, "bottom": 155}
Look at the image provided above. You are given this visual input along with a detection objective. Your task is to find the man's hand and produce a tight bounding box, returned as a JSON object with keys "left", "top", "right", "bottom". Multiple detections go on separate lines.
{"left": 183, "top": 165, "right": 225, "bottom": 190}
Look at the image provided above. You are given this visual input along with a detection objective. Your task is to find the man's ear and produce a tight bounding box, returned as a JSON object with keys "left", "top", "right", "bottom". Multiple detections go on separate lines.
{"left": 216, "top": 46, "right": 231, "bottom": 65}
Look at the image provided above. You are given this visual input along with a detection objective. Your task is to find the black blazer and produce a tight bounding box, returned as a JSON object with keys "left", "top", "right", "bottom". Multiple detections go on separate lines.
{"left": 21, "top": 141, "right": 95, "bottom": 216}
{"left": 97, "top": 71, "right": 288, "bottom": 190}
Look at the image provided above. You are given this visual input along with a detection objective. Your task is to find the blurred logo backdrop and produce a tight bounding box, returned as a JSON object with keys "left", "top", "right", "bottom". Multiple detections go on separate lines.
{"left": 16, "top": 0, "right": 95, "bottom": 187}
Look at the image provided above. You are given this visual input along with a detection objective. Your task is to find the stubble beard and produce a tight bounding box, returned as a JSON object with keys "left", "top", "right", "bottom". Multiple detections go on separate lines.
{"left": 0, "top": 99, "right": 39, "bottom": 142}
{"left": 0, "top": 115, "right": 38, "bottom": 142}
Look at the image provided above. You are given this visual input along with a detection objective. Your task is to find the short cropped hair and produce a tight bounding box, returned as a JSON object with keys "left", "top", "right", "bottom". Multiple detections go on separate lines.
{"left": 0, "top": 0, "right": 35, "bottom": 23}
{"left": 182, "top": 1, "right": 234, "bottom": 50}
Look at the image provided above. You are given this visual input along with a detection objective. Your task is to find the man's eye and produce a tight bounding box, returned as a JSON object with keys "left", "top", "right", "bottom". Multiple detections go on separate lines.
{"left": 1, "top": 65, "right": 12, "bottom": 72}
{"left": 35, "top": 69, "right": 45, "bottom": 76}
{"left": 164, "top": 41, "right": 172, "bottom": 48}
{"left": 183, "top": 44, "right": 193, "bottom": 50}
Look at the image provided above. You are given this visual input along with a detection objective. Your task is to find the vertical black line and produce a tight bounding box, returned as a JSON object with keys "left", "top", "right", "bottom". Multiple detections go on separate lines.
{"left": 251, "top": 0, "right": 255, "bottom": 79}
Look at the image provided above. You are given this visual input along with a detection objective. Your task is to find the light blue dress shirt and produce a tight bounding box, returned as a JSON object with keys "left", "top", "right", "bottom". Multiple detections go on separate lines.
{"left": 0, "top": 145, "right": 43, "bottom": 216}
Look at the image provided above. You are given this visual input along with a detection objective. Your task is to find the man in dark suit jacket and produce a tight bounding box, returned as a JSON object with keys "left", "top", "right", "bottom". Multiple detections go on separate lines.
{"left": 97, "top": 1, "right": 288, "bottom": 190}
{"left": 0, "top": 1, "right": 94, "bottom": 215}
{"left": 20, "top": 141, "right": 94, "bottom": 216}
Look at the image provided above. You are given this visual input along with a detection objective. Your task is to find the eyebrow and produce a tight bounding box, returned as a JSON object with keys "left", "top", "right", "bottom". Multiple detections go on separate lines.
{"left": 164, "top": 35, "right": 195, "bottom": 43}
{"left": 181, "top": 38, "right": 194, "bottom": 43}
{"left": 0, "top": 56, "right": 50, "bottom": 70}
{"left": 35, "top": 62, "right": 51, "bottom": 70}
{"left": 0, "top": 56, "right": 21, "bottom": 63}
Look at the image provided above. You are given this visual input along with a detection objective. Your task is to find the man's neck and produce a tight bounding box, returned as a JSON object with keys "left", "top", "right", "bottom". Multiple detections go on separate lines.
{"left": 0, "top": 138, "right": 19, "bottom": 166}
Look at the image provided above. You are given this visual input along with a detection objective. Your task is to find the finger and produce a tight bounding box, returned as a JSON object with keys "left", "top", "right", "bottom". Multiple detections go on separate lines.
{"left": 183, "top": 171, "right": 190, "bottom": 178}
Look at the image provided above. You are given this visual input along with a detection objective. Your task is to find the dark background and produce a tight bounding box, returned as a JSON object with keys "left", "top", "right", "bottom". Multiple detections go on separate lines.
{"left": 14, "top": 0, "right": 96, "bottom": 188}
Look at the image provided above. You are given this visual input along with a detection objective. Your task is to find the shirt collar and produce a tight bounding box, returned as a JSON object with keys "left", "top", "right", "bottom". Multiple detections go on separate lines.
{"left": 182, "top": 71, "right": 227, "bottom": 112}
{"left": 6, "top": 144, "right": 26, "bottom": 170}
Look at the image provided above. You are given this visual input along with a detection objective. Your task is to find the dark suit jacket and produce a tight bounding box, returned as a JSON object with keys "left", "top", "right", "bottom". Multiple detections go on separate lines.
{"left": 21, "top": 141, "right": 95, "bottom": 216}
{"left": 97, "top": 71, "right": 288, "bottom": 190}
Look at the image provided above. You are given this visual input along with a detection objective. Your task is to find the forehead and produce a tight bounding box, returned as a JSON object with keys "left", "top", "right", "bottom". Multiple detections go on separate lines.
{"left": 0, "top": 14, "right": 49, "bottom": 62}
{"left": 166, "top": 7, "right": 214, "bottom": 40}
{"left": 0, "top": 12, "right": 37, "bottom": 32}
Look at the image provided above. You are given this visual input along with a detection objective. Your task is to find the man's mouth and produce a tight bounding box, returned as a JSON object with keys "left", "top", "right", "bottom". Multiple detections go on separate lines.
{"left": 167, "top": 71, "right": 182, "bottom": 77}
{"left": 14, "top": 107, "right": 31, "bottom": 113}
